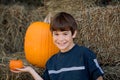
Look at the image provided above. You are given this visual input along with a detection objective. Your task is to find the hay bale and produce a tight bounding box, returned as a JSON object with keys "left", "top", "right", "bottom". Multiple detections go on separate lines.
{"left": 0, "top": 4, "right": 46, "bottom": 54}
{"left": 45, "top": 0, "right": 96, "bottom": 13}
{"left": 0, "top": 53, "right": 44, "bottom": 80}
{"left": 74, "top": 6, "right": 120, "bottom": 66}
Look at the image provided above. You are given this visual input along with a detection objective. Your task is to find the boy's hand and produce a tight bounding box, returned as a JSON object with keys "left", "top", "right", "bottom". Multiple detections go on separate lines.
{"left": 10, "top": 66, "right": 32, "bottom": 73}
{"left": 11, "top": 66, "right": 43, "bottom": 80}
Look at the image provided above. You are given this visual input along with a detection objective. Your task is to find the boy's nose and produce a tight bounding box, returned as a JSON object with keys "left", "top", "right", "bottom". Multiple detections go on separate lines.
{"left": 58, "top": 35, "right": 64, "bottom": 41}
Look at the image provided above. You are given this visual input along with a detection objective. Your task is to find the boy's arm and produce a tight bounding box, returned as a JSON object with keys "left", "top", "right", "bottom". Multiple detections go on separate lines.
{"left": 96, "top": 76, "right": 103, "bottom": 80}
{"left": 29, "top": 67, "right": 43, "bottom": 80}
{"left": 83, "top": 48, "right": 104, "bottom": 80}
{"left": 12, "top": 66, "right": 44, "bottom": 80}
{"left": 28, "top": 67, "right": 43, "bottom": 80}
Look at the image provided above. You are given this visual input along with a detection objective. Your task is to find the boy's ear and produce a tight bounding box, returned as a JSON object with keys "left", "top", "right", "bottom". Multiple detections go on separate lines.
{"left": 72, "top": 30, "right": 77, "bottom": 38}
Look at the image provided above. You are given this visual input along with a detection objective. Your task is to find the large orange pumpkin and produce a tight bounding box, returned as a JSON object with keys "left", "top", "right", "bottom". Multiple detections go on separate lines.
{"left": 9, "top": 59, "right": 24, "bottom": 70}
{"left": 24, "top": 22, "right": 59, "bottom": 68}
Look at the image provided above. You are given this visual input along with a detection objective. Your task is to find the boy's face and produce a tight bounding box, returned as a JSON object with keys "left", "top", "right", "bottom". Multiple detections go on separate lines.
{"left": 52, "top": 30, "right": 77, "bottom": 52}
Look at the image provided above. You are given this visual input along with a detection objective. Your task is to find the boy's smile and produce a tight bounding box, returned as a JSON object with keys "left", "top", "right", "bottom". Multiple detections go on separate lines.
{"left": 52, "top": 31, "right": 77, "bottom": 52}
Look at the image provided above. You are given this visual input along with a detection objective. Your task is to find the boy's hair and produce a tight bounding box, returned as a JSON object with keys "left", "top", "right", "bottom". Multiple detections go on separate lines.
{"left": 50, "top": 12, "right": 77, "bottom": 35}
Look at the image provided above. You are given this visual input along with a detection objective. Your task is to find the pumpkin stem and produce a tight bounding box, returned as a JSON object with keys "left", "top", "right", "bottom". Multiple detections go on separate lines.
{"left": 44, "top": 12, "right": 53, "bottom": 24}
{"left": 16, "top": 58, "right": 19, "bottom": 60}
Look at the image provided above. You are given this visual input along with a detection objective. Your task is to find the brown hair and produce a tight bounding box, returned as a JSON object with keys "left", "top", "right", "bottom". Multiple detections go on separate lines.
{"left": 50, "top": 12, "right": 77, "bottom": 35}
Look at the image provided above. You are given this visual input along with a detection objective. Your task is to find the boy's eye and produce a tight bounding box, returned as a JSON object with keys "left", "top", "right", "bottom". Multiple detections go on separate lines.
{"left": 63, "top": 31, "right": 69, "bottom": 35}
{"left": 55, "top": 34, "right": 59, "bottom": 35}
{"left": 53, "top": 33, "right": 59, "bottom": 36}
{"left": 63, "top": 33, "right": 68, "bottom": 35}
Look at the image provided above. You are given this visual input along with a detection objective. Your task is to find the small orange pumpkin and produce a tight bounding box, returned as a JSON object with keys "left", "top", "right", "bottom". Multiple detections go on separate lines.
{"left": 24, "top": 22, "right": 59, "bottom": 68}
{"left": 9, "top": 59, "right": 24, "bottom": 70}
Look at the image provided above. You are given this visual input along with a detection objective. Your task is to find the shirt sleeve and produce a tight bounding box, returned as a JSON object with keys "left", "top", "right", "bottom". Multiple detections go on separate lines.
{"left": 42, "top": 69, "right": 50, "bottom": 80}
{"left": 84, "top": 48, "right": 104, "bottom": 80}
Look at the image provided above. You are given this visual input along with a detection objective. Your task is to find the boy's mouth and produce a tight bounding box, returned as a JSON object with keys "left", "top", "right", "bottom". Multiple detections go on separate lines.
{"left": 57, "top": 42, "right": 67, "bottom": 46}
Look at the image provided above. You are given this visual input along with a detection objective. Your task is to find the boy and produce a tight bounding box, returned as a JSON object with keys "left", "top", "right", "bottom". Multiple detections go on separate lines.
{"left": 12, "top": 12, "right": 104, "bottom": 80}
